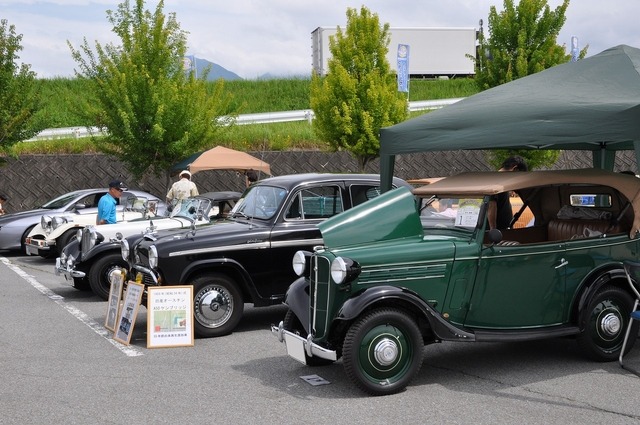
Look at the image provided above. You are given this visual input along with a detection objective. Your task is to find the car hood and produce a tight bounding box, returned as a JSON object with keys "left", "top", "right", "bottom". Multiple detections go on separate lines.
{"left": 318, "top": 187, "right": 423, "bottom": 249}
{"left": 0, "top": 208, "right": 52, "bottom": 223}
{"left": 136, "top": 219, "right": 270, "bottom": 253}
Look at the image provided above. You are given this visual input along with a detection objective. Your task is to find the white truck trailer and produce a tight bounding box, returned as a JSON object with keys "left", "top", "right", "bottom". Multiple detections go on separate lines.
{"left": 311, "top": 26, "right": 477, "bottom": 78}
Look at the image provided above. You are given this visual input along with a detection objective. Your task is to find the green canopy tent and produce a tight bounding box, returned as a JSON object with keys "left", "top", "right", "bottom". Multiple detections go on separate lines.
{"left": 379, "top": 45, "right": 640, "bottom": 191}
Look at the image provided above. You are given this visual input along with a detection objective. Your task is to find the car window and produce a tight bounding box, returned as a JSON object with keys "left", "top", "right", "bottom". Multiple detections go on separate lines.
{"left": 350, "top": 185, "right": 382, "bottom": 206}
{"left": 285, "top": 185, "right": 343, "bottom": 220}
{"left": 42, "top": 192, "right": 86, "bottom": 209}
{"left": 420, "top": 197, "right": 483, "bottom": 230}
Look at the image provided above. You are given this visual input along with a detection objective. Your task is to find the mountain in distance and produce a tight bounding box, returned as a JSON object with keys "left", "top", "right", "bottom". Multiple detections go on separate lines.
{"left": 187, "top": 56, "right": 242, "bottom": 81}
{"left": 188, "top": 56, "right": 309, "bottom": 81}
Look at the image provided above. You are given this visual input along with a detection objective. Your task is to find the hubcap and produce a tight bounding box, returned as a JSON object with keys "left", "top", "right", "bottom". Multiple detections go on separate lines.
{"left": 599, "top": 312, "right": 621, "bottom": 337}
{"left": 373, "top": 338, "right": 399, "bottom": 366}
{"left": 195, "top": 286, "right": 233, "bottom": 328}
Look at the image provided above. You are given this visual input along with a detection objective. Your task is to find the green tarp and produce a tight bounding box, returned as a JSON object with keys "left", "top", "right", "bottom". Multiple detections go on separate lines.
{"left": 379, "top": 45, "right": 640, "bottom": 190}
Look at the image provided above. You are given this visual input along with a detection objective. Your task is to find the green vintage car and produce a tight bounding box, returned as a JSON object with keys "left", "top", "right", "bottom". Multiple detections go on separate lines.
{"left": 272, "top": 168, "right": 640, "bottom": 396}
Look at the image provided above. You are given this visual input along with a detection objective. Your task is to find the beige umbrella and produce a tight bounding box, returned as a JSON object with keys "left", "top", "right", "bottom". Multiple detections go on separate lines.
{"left": 187, "top": 146, "right": 271, "bottom": 176}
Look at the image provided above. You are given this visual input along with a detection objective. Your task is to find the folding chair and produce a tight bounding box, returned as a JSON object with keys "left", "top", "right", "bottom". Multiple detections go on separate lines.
{"left": 619, "top": 260, "right": 640, "bottom": 376}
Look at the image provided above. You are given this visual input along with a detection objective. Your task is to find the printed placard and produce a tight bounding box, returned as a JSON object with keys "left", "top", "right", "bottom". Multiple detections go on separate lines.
{"left": 105, "top": 269, "right": 125, "bottom": 332}
{"left": 146, "top": 286, "right": 194, "bottom": 348}
{"left": 114, "top": 281, "right": 144, "bottom": 345}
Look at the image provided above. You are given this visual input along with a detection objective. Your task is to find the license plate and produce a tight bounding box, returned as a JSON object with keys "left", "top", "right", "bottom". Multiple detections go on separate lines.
{"left": 284, "top": 333, "right": 307, "bottom": 365}
{"left": 25, "top": 245, "right": 39, "bottom": 256}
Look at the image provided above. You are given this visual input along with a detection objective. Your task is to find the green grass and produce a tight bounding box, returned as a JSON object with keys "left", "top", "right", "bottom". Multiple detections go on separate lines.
{"left": 13, "top": 77, "right": 479, "bottom": 154}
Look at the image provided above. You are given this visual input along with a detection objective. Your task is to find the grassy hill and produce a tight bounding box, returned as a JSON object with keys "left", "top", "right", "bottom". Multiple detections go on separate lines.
{"left": 15, "top": 77, "right": 480, "bottom": 154}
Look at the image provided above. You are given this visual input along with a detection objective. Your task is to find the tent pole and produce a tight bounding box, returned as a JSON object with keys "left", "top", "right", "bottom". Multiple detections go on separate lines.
{"left": 380, "top": 154, "right": 396, "bottom": 193}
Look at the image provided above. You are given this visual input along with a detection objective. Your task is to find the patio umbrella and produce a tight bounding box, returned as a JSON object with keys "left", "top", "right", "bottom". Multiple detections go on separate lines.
{"left": 174, "top": 146, "right": 271, "bottom": 176}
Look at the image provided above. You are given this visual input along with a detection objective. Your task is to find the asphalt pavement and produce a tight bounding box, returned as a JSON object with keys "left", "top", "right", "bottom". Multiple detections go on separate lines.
{"left": 1, "top": 251, "right": 639, "bottom": 425}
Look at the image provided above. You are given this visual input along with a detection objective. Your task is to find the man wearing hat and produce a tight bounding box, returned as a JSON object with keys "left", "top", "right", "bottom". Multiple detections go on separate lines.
{"left": 166, "top": 170, "right": 199, "bottom": 204}
{"left": 97, "top": 180, "right": 127, "bottom": 224}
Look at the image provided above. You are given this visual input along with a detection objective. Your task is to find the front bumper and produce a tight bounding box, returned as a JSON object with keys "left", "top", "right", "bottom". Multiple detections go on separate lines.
{"left": 55, "top": 255, "right": 86, "bottom": 280}
{"left": 25, "top": 237, "right": 52, "bottom": 256}
{"left": 271, "top": 321, "right": 337, "bottom": 364}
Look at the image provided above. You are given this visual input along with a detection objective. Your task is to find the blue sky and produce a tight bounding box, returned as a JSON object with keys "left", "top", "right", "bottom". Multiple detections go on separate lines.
{"left": 2, "top": 0, "right": 639, "bottom": 79}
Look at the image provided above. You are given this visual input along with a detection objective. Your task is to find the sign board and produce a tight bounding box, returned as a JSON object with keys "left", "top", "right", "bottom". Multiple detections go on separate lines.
{"left": 146, "top": 286, "right": 194, "bottom": 348}
{"left": 114, "top": 281, "right": 145, "bottom": 345}
{"left": 105, "top": 269, "right": 125, "bottom": 332}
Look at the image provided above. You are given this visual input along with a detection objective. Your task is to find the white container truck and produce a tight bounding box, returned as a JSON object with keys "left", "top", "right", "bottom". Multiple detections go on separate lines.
{"left": 311, "top": 26, "right": 477, "bottom": 78}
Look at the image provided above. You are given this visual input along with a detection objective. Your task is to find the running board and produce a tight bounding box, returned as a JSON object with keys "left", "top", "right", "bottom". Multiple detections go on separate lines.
{"left": 473, "top": 326, "right": 580, "bottom": 342}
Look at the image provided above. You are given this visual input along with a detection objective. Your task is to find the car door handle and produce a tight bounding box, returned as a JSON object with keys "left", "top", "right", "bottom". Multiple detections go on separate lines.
{"left": 555, "top": 258, "right": 568, "bottom": 269}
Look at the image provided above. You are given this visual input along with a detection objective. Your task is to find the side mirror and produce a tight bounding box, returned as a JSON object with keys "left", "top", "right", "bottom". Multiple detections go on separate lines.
{"left": 74, "top": 203, "right": 86, "bottom": 210}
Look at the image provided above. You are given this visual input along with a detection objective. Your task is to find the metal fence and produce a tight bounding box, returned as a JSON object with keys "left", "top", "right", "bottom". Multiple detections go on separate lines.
{"left": 25, "top": 98, "right": 463, "bottom": 141}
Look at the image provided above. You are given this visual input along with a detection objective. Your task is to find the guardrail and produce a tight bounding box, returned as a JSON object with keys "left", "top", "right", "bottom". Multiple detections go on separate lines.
{"left": 25, "top": 98, "right": 463, "bottom": 142}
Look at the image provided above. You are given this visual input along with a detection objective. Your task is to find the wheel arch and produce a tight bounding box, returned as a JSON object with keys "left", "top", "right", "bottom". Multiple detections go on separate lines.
{"left": 181, "top": 259, "right": 257, "bottom": 304}
{"left": 335, "top": 285, "right": 474, "bottom": 344}
{"left": 571, "top": 263, "right": 630, "bottom": 324}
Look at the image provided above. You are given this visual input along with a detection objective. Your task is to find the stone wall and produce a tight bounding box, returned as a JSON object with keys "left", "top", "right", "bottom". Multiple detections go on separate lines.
{"left": 0, "top": 150, "right": 634, "bottom": 212}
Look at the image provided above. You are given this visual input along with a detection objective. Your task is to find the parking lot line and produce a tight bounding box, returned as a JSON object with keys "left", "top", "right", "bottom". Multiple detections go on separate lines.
{"left": 0, "top": 256, "right": 143, "bottom": 357}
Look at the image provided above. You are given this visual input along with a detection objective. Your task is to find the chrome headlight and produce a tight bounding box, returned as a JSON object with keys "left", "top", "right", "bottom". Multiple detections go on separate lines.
{"left": 52, "top": 216, "right": 69, "bottom": 230}
{"left": 291, "top": 251, "right": 308, "bottom": 276}
{"left": 76, "top": 229, "right": 83, "bottom": 243}
{"left": 121, "top": 239, "right": 130, "bottom": 262}
{"left": 148, "top": 245, "right": 158, "bottom": 269}
{"left": 330, "top": 256, "right": 361, "bottom": 284}
{"left": 41, "top": 215, "right": 53, "bottom": 233}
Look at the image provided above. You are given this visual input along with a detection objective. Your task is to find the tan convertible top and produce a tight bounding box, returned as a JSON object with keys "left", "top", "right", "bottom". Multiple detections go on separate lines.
{"left": 413, "top": 168, "right": 640, "bottom": 237}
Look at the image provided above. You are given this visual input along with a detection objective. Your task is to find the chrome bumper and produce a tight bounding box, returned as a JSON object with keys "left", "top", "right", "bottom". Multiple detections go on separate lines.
{"left": 25, "top": 237, "right": 51, "bottom": 256}
{"left": 55, "top": 256, "right": 86, "bottom": 280}
{"left": 271, "top": 321, "right": 337, "bottom": 364}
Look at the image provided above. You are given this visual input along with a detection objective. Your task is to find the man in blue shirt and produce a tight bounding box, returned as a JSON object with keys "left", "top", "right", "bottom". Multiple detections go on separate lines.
{"left": 97, "top": 180, "right": 127, "bottom": 224}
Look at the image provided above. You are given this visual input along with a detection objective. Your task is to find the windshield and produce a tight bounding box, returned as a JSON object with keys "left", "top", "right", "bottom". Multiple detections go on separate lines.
{"left": 170, "top": 197, "right": 212, "bottom": 221}
{"left": 419, "top": 196, "right": 484, "bottom": 231}
{"left": 41, "top": 192, "right": 86, "bottom": 209}
{"left": 230, "top": 185, "right": 287, "bottom": 220}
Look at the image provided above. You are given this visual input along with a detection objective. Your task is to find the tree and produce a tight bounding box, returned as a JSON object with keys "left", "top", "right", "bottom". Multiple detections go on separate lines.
{"left": 69, "top": 0, "right": 233, "bottom": 185}
{"left": 310, "top": 6, "right": 408, "bottom": 172}
{"left": 0, "top": 19, "right": 42, "bottom": 150}
{"left": 476, "top": 0, "right": 587, "bottom": 169}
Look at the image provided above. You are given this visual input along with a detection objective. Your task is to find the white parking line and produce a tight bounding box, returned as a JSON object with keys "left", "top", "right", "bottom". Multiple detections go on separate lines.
{"left": 0, "top": 256, "right": 144, "bottom": 357}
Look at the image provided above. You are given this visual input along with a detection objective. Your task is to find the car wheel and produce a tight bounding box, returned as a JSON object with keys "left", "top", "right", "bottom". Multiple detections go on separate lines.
{"left": 192, "top": 273, "right": 243, "bottom": 338}
{"left": 282, "top": 309, "right": 334, "bottom": 366}
{"left": 57, "top": 229, "right": 78, "bottom": 256}
{"left": 577, "top": 285, "right": 637, "bottom": 361}
{"left": 88, "top": 252, "right": 128, "bottom": 301}
{"left": 342, "top": 308, "right": 423, "bottom": 396}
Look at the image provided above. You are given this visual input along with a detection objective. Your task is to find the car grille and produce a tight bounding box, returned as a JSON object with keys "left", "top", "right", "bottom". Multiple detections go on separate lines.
{"left": 310, "top": 255, "right": 332, "bottom": 338}
{"left": 81, "top": 229, "right": 93, "bottom": 257}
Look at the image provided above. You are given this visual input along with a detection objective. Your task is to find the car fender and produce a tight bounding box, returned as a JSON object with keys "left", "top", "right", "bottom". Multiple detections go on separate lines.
{"left": 82, "top": 241, "right": 122, "bottom": 264}
{"left": 180, "top": 257, "right": 258, "bottom": 300}
{"left": 573, "top": 263, "right": 627, "bottom": 322}
{"left": 337, "top": 285, "right": 476, "bottom": 342}
{"left": 283, "top": 277, "right": 311, "bottom": 333}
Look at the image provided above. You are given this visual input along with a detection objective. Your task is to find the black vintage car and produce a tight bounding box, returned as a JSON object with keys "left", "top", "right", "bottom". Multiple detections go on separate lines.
{"left": 121, "top": 173, "right": 410, "bottom": 338}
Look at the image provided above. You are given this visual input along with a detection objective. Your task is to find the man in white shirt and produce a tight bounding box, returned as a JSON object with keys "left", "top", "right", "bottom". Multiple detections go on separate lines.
{"left": 166, "top": 170, "right": 199, "bottom": 203}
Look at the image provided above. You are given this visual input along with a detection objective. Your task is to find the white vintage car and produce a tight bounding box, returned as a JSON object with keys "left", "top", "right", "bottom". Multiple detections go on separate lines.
{"left": 56, "top": 191, "right": 240, "bottom": 300}
{"left": 25, "top": 197, "right": 157, "bottom": 257}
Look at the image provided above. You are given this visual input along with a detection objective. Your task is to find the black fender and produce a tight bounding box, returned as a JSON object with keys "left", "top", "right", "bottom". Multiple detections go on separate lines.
{"left": 574, "top": 264, "right": 627, "bottom": 323}
{"left": 283, "top": 277, "right": 311, "bottom": 334}
{"left": 82, "top": 240, "right": 122, "bottom": 264}
{"left": 179, "top": 257, "right": 261, "bottom": 303}
{"left": 337, "top": 285, "right": 476, "bottom": 342}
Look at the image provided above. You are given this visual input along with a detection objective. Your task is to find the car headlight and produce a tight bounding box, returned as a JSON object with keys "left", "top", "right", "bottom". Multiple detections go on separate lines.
{"left": 41, "top": 215, "right": 53, "bottom": 233}
{"left": 52, "top": 216, "right": 69, "bottom": 230}
{"left": 149, "top": 245, "right": 158, "bottom": 269}
{"left": 76, "top": 229, "right": 82, "bottom": 243}
{"left": 330, "top": 256, "right": 361, "bottom": 284}
{"left": 121, "top": 239, "right": 130, "bottom": 262}
{"left": 292, "top": 250, "right": 310, "bottom": 277}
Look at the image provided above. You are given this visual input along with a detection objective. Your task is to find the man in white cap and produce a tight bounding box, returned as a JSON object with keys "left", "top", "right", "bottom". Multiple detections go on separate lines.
{"left": 166, "top": 170, "right": 199, "bottom": 203}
